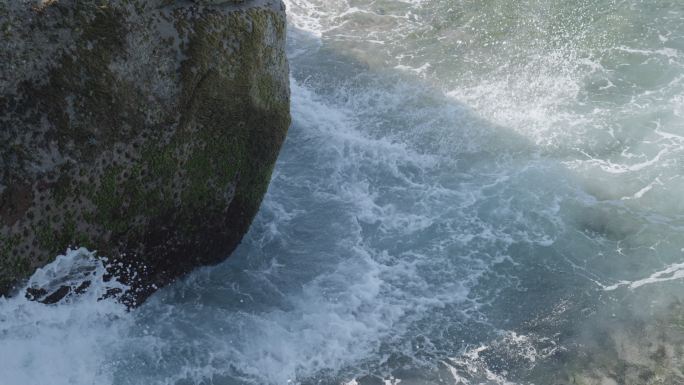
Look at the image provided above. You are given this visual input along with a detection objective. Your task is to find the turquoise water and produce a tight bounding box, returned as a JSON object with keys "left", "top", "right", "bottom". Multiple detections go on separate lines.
{"left": 1, "top": 1, "right": 684, "bottom": 384}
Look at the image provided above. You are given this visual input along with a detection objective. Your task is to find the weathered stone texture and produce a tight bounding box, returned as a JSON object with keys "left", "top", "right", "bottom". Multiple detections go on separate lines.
{"left": 0, "top": 0, "right": 290, "bottom": 305}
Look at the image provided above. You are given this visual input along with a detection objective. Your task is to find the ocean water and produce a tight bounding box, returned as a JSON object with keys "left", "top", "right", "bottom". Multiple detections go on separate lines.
{"left": 2, "top": 0, "right": 684, "bottom": 384}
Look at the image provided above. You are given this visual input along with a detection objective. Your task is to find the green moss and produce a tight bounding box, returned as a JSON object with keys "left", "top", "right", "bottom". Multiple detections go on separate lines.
{"left": 0, "top": 1, "right": 290, "bottom": 301}
{"left": 59, "top": 217, "right": 87, "bottom": 251}
{"left": 53, "top": 173, "right": 73, "bottom": 205}
{"left": 34, "top": 213, "right": 95, "bottom": 261}
{"left": 0, "top": 234, "right": 21, "bottom": 261}
{"left": 35, "top": 225, "right": 56, "bottom": 253}
{"left": 122, "top": 145, "right": 176, "bottom": 220}
{"left": 50, "top": 3, "right": 143, "bottom": 160}
{"left": 145, "top": 143, "right": 176, "bottom": 183}
{"left": 91, "top": 165, "right": 129, "bottom": 234}
{"left": 174, "top": 7, "right": 289, "bottom": 217}
{"left": 0, "top": 234, "right": 28, "bottom": 294}
{"left": 182, "top": 137, "right": 240, "bottom": 207}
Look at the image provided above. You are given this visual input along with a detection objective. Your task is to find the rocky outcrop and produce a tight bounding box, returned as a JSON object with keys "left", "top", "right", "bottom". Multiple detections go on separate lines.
{"left": 556, "top": 300, "right": 684, "bottom": 385}
{"left": 0, "top": 0, "right": 290, "bottom": 305}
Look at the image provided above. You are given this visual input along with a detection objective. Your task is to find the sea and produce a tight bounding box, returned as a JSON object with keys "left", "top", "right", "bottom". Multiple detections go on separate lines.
{"left": 2, "top": 0, "right": 684, "bottom": 384}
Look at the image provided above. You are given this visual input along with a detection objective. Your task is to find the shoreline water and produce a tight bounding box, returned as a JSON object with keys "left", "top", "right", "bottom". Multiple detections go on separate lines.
{"left": 2, "top": 0, "right": 684, "bottom": 384}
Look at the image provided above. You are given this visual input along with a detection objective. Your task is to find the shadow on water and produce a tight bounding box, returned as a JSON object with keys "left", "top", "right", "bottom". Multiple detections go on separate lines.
{"left": 279, "top": 25, "right": 684, "bottom": 385}
{"left": 127, "top": 11, "right": 684, "bottom": 385}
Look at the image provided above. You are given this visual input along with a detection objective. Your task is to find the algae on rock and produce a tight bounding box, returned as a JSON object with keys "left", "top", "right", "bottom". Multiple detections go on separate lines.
{"left": 0, "top": 0, "right": 290, "bottom": 305}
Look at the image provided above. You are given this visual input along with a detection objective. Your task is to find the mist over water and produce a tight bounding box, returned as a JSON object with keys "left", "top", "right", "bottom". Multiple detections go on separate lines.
{"left": 2, "top": 0, "right": 684, "bottom": 384}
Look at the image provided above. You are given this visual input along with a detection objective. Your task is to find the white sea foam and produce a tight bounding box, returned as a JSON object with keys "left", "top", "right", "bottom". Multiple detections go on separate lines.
{"left": 439, "top": 331, "right": 561, "bottom": 385}
{"left": 604, "top": 261, "right": 684, "bottom": 291}
{"left": 0, "top": 249, "right": 131, "bottom": 385}
{"left": 3, "top": 1, "right": 684, "bottom": 384}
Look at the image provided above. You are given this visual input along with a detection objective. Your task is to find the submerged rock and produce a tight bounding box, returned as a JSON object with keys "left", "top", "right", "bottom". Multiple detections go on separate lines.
{"left": 0, "top": 0, "right": 290, "bottom": 306}
{"left": 558, "top": 301, "right": 684, "bottom": 385}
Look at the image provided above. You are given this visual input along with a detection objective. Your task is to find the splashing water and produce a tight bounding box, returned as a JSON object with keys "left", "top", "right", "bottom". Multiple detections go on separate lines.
{"left": 0, "top": 249, "right": 133, "bottom": 385}
{"left": 3, "top": 0, "right": 684, "bottom": 384}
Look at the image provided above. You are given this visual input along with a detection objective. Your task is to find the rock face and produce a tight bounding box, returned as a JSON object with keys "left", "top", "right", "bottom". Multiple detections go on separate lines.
{"left": 556, "top": 300, "right": 684, "bottom": 385}
{"left": 0, "top": 0, "right": 290, "bottom": 305}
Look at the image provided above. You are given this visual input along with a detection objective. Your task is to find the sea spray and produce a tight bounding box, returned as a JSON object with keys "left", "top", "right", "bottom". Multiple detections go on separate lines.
{"left": 0, "top": 249, "right": 132, "bottom": 385}
{"left": 1, "top": 0, "right": 684, "bottom": 384}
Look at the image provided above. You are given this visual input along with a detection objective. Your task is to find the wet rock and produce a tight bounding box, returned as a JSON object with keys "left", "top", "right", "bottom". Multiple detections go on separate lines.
{"left": 555, "top": 300, "right": 684, "bottom": 385}
{"left": 0, "top": 0, "right": 290, "bottom": 306}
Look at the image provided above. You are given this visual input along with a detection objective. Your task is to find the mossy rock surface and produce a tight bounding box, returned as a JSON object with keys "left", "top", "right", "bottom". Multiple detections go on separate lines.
{"left": 0, "top": 0, "right": 290, "bottom": 305}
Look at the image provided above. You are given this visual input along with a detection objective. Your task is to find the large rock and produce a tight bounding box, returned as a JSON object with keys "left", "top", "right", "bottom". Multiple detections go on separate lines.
{"left": 0, "top": 0, "right": 290, "bottom": 305}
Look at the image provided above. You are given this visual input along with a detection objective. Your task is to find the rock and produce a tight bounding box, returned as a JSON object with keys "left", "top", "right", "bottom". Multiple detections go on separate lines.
{"left": 0, "top": 0, "right": 290, "bottom": 306}
{"left": 549, "top": 299, "right": 684, "bottom": 385}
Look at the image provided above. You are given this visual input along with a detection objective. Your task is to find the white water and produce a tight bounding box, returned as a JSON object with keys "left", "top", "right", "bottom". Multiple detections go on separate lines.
{"left": 2, "top": 0, "right": 684, "bottom": 384}
{"left": 0, "top": 249, "right": 132, "bottom": 385}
